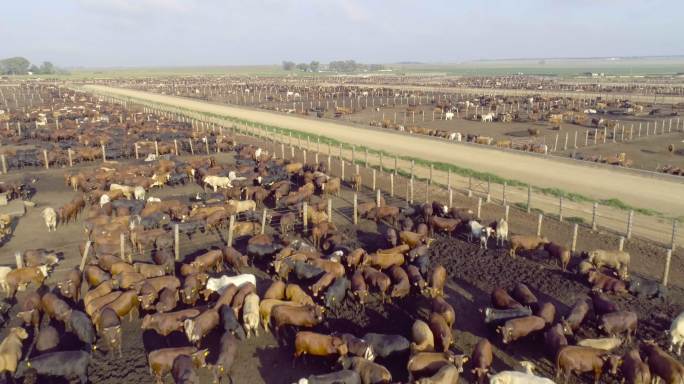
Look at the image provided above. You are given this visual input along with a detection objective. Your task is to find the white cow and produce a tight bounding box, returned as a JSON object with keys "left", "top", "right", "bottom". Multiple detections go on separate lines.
{"left": 468, "top": 220, "right": 493, "bottom": 249}
{"left": 99, "top": 194, "right": 111, "bottom": 208}
{"left": 286, "top": 91, "right": 294, "bottom": 97}
{"left": 496, "top": 218, "right": 509, "bottom": 247}
{"left": 447, "top": 132, "right": 462, "bottom": 141}
{"left": 147, "top": 196, "right": 162, "bottom": 203}
{"left": 41, "top": 207, "right": 57, "bottom": 232}
{"left": 577, "top": 337, "right": 622, "bottom": 351}
{"left": 134, "top": 186, "right": 146, "bottom": 201}
{"left": 445, "top": 112, "right": 454, "bottom": 120}
{"left": 254, "top": 148, "right": 262, "bottom": 161}
{"left": 669, "top": 311, "right": 684, "bottom": 355}
{"left": 242, "top": 293, "right": 260, "bottom": 338}
{"left": 488, "top": 371, "right": 555, "bottom": 384}
{"left": 206, "top": 274, "right": 256, "bottom": 294}
{"left": 203, "top": 176, "right": 233, "bottom": 192}
{"left": 481, "top": 113, "right": 495, "bottom": 123}
{"left": 227, "top": 199, "right": 257, "bottom": 213}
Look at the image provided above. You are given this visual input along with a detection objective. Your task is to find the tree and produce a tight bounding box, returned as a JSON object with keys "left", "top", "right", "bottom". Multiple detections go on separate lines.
{"left": 282, "top": 61, "right": 295, "bottom": 71}
{"left": 309, "top": 61, "right": 320, "bottom": 73}
{"left": 39, "top": 61, "right": 55, "bottom": 74}
{"left": 296, "top": 63, "right": 309, "bottom": 72}
{"left": 0, "top": 57, "right": 31, "bottom": 75}
{"left": 29, "top": 65, "right": 40, "bottom": 74}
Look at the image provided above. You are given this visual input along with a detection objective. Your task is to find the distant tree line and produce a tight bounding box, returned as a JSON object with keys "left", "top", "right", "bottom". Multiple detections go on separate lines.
{"left": 282, "top": 59, "right": 384, "bottom": 73}
{"left": 0, "top": 56, "right": 65, "bottom": 75}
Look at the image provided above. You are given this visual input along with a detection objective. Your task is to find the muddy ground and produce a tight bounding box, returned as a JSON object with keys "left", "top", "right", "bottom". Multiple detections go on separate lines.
{"left": 1, "top": 139, "right": 683, "bottom": 383}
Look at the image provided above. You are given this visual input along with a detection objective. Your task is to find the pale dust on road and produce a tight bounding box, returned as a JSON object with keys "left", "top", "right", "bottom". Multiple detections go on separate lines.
{"left": 85, "top": 85, "right": 684, "bottom": 217}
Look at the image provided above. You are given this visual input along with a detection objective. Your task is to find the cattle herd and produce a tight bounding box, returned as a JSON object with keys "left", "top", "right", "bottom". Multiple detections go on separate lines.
{"left": 0, "top": 84, "right": 682, "bottom": 384}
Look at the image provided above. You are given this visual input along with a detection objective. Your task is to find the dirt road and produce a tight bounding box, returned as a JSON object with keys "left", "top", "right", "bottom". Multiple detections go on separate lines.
{"left": 84, "top": 85, "right": 684, "bottom": 216}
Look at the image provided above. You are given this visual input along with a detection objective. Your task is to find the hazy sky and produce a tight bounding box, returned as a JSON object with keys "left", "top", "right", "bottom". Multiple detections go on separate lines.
{"left": 2, "top": 0, "right": 683, "bottom": 68}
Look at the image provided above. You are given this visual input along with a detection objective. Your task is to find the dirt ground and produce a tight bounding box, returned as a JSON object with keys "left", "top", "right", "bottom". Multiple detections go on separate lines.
{"left": 1, "top": 131, "right": 683, "bottom": 383}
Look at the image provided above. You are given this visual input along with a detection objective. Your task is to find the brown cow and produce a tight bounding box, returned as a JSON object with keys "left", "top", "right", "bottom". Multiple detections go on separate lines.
{"left": 310, "top": 273, "right": 336, "bottom": 297}
{"left": 182, "top": 273, "right": 208, "bottom": 306}
{"left": 429, "top": 216, "right": 460, "bottom": 235}
{"left": 491, "top": 287, "right": 523, "bottom": 309}
{"left": 509, "top": 235, "right": 549, "bottom": 257}
{"left": 271, "top": 305, "right": 324, "bottom": 335}
{"left": 92, "top": 290, "right": 139, "bottom": 325}
{"left": 339, "top": 356, "right": 392, "bottom": 384}
{"left": 84, "top": 265, "right": 111, "bottom": 287}
{"left": 230, "top": 282, "right": 256, "bottom": 316}
{"left": 426, "top": 265, "right": 446, "bottom": 298}
{"left": 621, "top": 349, "right": 651, "bottom": 384}
{"left": 222, "top": 247, "right": 248, "bottom": 273}
{"left": 110, "top": 262, "right": 136, "bottom": 276}
{"left": 562, "top": 298, "right": 591, "bottom": 335}
{"left": 545, "top": 324, "right": 569, "bottom": 359}
{"left": 155, "top": 288, "right": 179, "bottom": 313}
{"left": 57, "top": 268, "right": 82, "bottom": 303}
{"left": 6, "top": 266, "right": 49, "bottom": 297}
{"left": 263, "top": 280, "right": 286, "bottom": 300}
{"left": 511, "top": 283, "right": 538, "bottom": 306}
{"left": 83, "top": 280, "right": 114, "bottom": 309}
{"left": 212, "top": 284, "right": 238, "bottom": 311}
{"left": 411, "top": 320, "right": 434, "bottom": 353}
{"left": 407, "top": 352, "right": 468, "bottom": 383}
{"left": 545, "top": 242, "right": 571, "bottom": 271}
{"left": 133, "top": 263, "right": 166, "bottom": 279}
{"left": 535, "top": 302, "right": 557, "bottom": 325}
{"left": 258, "top": 300, "right": 303, "bottom": 331}
{"left": 309, "top": 258, "right": 345, "bottom": 277}
{"left": 361, "top": 267, "right": 391, "bottom": 302}
{"left": 346, "top": 248, "right": 367, "bottom": 269}
{"left": 497, "top": 316, "right": 546, "bottom": 344}
{"left": 555, "top": 346, "right": 619, "bottom": 384}
{"left": 184, "top": 309, "right": 219, "bottom": 345}
{"left": 191, "top": 250, "right": 224, "bottom": 273}
{"left": 432, "top": 297, "right": 455, "bottom": 328}
{"left": 362, "top": 252, "right": 404, "bottom": 270}
{"left": 286, "top": 283, "right": 315, "bottom": 306}
{"left": 389, "top": 265, "right": 410, "bottom": 299}
{"left": 142, "top": 309, "right": 200, "bottom": 337}
{"left": 85, "top": 291, "right": 122, "bottom": 317}
{"left": 17, "top": 292, "right": 42, "bottom": 329}
{"left": 148, "top": 347, "right": 208, "bottom": 384}
{"left": 294, "top": 331, "right": 348, "bottom": 361}
{"left": 429, "top": 312, "right": 452, "bottom": 352}
{"left": 406, "top": 265, "right": 427, "bottom": 291}
{"left": 587, "top": 271, "right": 628, "bottom": 294}
{"left": 351, "top": 270, "right": 369, "bottom": 304}
{"left": 41, "top": 292, "right": 72, "bottom": 323}
{"left": 471, "top": 338, "right": 493, "bottom": 384}
{"left": 98, "top": 307, "right": 122, "bottom": 357}
{"left": 641, "top": 341, "right": 683, "bottom": 384}
{"left": 111, "top": 272, "right": 145, "bottom": 290}
{"left": 599, "top": 311, "right": 637, "bottom": 341}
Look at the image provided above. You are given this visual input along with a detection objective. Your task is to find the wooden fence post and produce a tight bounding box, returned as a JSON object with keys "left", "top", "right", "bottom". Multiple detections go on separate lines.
{"left": 79, "top": 241, "right": 92, "bottom": 271}
{"left": 504, "top": 204, "right": 510, "bottom": 222}
{"left": 477, "top": 197, "right": 482, "bottom": 219}
{"left": 261, "top": 209, "right": 268, "bottom": 234}
{"left": 410, "top": 178, "right": 414, "bottom": 203}
{"left": 559, "top": 196, "right": 564, "bottom": 222}
{"left": 626, "top": 210, "right": 634, "bottom": 239}
{"left": 394, "top": 156, "right": 398, "bottom": 175}
{"left": 101, "top": 144, "right": 106, "bottom": 161}
{"left": 390, "top": 174, "right": 394, "bottom": 197}
{"left": 372, "top": 169, "right": 376, "bottom": 191}
{"left": 425, "top": 180, "right": 430, "bottom": 203}
{"left": 571, "top": 224, "right": 578, "bottom": 253}
{"left": 0, "top": 155, "right": 6, "bottom": 174}
{"left": 204, "top": 137, "right": 210, "bottom": 155}
{"left": 447, "top": 170, "right": 451, "bottom": 190}
{"left": 227, "top": 215, "right": 235, "bottom": 246}
{"left": 353, "top": 193, "right": 358, "bottom": 225}
{"left": 134, "top": 143, "right": 139, "bottom": 159}
{"left": 486, "top": 177, "right": 491, "bottom": 203}
{"left": 174, "top": 224, "right": 180, "bottom": 261}
{"left": 449, "top": 188, "right": 453, "bottom": 209}
{"left": 174, "top": 139, "right": 179, "bottom": 155}
{"left": 376, "top": 189, "right": 382, "bottom": 208}
{"left": 537, "top": 214, "right": 543, "bottom": 236}
{"left": 663, "top": 249, "right": 673, "bottom": 287}
{"left": 341, "top": 160, "right": 345, "bottom": 181}
{"left": 303, "top": 150, "right": 307, "bottom": 164}
{"left": 672, "top": 220, "right": 678, "bottom": 251}
{"left": 327, "top": 199, "right": 332, "bottom": 223}
{"left": 189, "top": 139, "right": 194, "bottom": 154}
{"left": 15, "top": 251, "right": 23, "bottom": 269}
{"left": 43, "top": 150, "right": 49, "bottom": 169}
{"left": 302, "top": 202, "right": 308, "bottom": 233}
{"left": 592, "top": 202, "right": 598, "bottom": 231}
{"left": 618, "top": 236, "right": 625, "bottom": 251}
{"left": 527, "top": 185, "right": 532, "bottom": 213}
